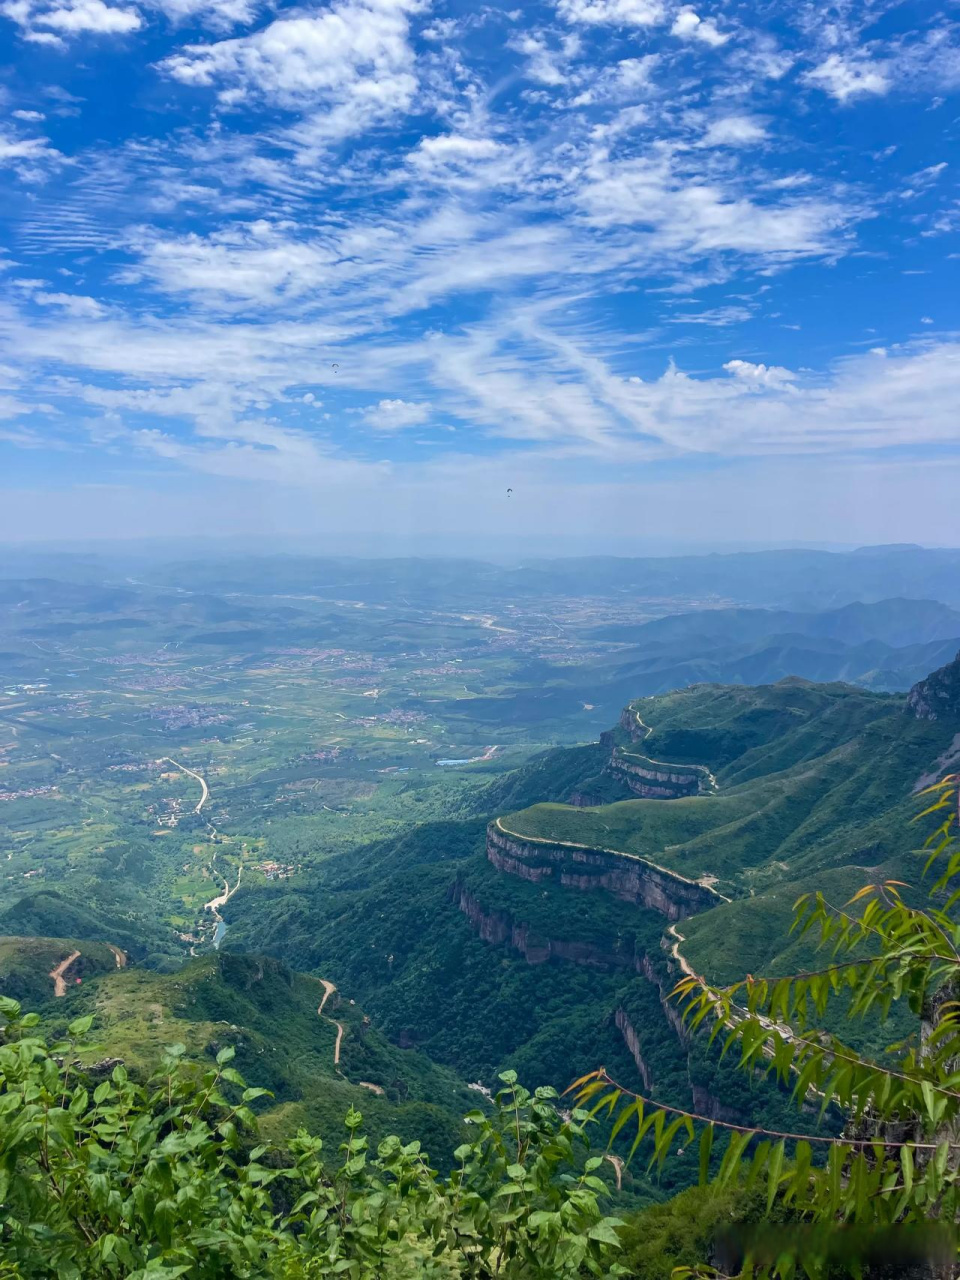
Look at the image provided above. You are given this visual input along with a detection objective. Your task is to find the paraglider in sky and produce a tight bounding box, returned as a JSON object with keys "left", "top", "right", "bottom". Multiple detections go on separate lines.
{"left": 506, "top": 488, "right": 513, "bottom": 497}
{"left": 331, "top": 363, "right": 339, "bottom": 373}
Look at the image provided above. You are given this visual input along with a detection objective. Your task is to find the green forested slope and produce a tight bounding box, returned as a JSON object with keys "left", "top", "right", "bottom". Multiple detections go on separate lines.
{"left": 12, "top": 942, "right": 478, "bottom": 1158}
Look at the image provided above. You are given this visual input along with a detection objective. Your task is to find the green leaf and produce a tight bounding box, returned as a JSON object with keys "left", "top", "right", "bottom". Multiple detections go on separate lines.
{"left": 766, "top": 1141, "right": 784, "bottom": 1215}
{"left": 587, "top": 1222, "right": 623, "bottom": 1247}
{"left": 900, "top": 1146, "right": 914, "bottom": 1197}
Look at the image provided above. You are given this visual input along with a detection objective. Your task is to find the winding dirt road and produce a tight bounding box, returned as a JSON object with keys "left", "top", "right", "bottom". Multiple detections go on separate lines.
{"left": 666, "top": 923, "right": 698, "bottom": 978}
{"left": 623, "top": 708, "right": 719, "bottom": 792}
{"left": 317, "top": 978, "right": 344, "bottom": 1066}
{"left": 160, "top": 757, "right": 209, "bottom": 814}
{"left": 49, "top": 950, "right": 80, "bottom": 997}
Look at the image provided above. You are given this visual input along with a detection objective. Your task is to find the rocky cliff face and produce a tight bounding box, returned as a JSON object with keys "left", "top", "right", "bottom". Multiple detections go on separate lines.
{"left": 486, "top": 824, "right": 721, "bottom": 922}
{"left": 569, "top": 790, "right": 604, "bottom": 808}
{"left": 619, "top": 705, "right": 650, "bottom": 743}
{"left": 907, "top": 652, "right": 960, "bottom": 721}
{"left": 453, "top": 881, "right": 739, "bottom": 1113}
{"left": 614, "top": 1007, "right": 652, "bottom": 1089}
{"left": 607, "top": 752, "right": 703, "bottom": 799}
{"left": 451, "top": 882, "right": 637, "bottom": 968}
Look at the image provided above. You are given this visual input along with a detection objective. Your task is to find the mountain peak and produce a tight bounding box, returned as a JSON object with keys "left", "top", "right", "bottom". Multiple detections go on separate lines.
{"left": 907, "top": 651, "right": 960, "bottom": 721}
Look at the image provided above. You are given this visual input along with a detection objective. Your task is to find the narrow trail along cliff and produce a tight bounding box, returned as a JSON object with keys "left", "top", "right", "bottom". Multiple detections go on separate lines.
{"left": 49, "top": 950, "right": 81, "bottom": 997}
{"left": 666, "top": 923, "right": 698, "bottom": 980}
{"left": 492, "top": 816, "right": 729, "bottom": 903}
{"left": 624, "top": 709, "right": 720, "bottom": 793}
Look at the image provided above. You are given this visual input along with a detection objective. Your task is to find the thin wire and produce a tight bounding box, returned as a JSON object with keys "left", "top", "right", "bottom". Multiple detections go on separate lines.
{"left": 577, "top": 1071, "right": 960, "bottom": 1151}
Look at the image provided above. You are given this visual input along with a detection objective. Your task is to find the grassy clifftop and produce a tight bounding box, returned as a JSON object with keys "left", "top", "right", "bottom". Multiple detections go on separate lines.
{"left": 500, "top": 676, "right": 953, "bottom": 900}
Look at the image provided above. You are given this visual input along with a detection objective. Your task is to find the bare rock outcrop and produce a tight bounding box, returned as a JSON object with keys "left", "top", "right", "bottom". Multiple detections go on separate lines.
{"left": 607, "top": 753, "right": 703, "bottom": 799}
{"left": 690, "top": 1084, "right": 745, "bottom": 1126}
{"left": 486, "top": 823, "right": 721, "bottom": 922}
{"left": 907, "top": 651, "right": 960, "bottom": 721}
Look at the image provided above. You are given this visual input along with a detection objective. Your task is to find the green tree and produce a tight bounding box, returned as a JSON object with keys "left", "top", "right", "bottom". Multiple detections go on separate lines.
{"left": 0, "top": 1003, "right": 626, "bottom": 1279}
{"left": 578, "top": 775, "right": 960, "bottom": 1278}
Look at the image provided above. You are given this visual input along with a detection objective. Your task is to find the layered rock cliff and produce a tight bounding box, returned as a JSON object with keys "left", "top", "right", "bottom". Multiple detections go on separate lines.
{"left": 451, "top": 879, "right": 746, "bottom": 1117}
{"left": 486, "top": 823, "right": 722, "bottom": 922}
{"left": 451, "top": 882, "right": 638, "bottom": 968}
{"left": 607, "top": 751, "right": 703, "bottom": 799}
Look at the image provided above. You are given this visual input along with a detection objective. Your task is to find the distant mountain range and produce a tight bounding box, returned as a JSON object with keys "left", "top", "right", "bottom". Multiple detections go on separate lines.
{"left": 579, "top": 597, "right": 960, "bottom": 697}
{"left": 4, "top": 543, "right": 960, "bottom": 610}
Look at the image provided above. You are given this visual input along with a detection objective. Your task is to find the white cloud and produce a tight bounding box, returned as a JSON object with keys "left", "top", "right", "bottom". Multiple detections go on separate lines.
{"left": 512, "top": 32, "right": 580, "bottom": 87}
{"left": 33, "top": 291, "right": 106, "bottom": 317}
{"left": 671, "top": 7, "right": 728, "bottom": 47}
{"left": 160, "top": 0, "right": 420, "bottom": 135}
{"left": 0, "top": 127, "right": 62, "bottom": 178}
{"left": 2, "top": 0, "right": 141, "bottom": 42}
{"left": 122, "top": 223, "right": 341, "bottom": 306}
{"left": 414, "top": 135, "right": 503, "bottom": 162}
{"left": 803, "top": 53, "right": 889, "bottom": 102}
{"left": 574, "top": 152, "right": 853, "bottom": 264}
{"left": 0, "top": 132, "right": 54, "bottom": 162}
{"left": 670, "top": 305, "right": 752, "bottom": 325}
{"left": 362, "top": 398, "right": 430, "bottom": 429}
{"left": 148, "top": 0, "right": 260, "bottom": 30}
{"left": 555, "top": 0, "right": 663, "bottom": 27}
{"left": 0, "top": 424, "right": 47, "bottom": 447}
{"left": 12, "top": 109, "right": 46, "bottom": 121}
{"left": 723, "top": 358, "right": 797, "bottom": 387}
{"left": 701, "top": 114, "right": 767, "bottom": 147}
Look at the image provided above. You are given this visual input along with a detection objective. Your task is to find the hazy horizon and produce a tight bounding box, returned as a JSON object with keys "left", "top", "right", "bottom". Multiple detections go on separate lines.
{"left": 2, "top": 534, "right": 959, "bottom": 562}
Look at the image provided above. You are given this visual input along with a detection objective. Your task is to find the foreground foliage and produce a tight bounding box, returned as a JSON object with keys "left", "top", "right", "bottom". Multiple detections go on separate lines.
{"left": 0, "top": 998, "right": 626, "bottom": 1279}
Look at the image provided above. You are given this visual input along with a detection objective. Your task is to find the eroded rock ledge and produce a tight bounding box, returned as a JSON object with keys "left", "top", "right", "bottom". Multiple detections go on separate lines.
{"left": 450, "top": 882, "right": 637, "bottom": 968}
{"left": 606, "top": 705, "right": 715, "bottom": 799}
{"left": 607, "top": 752, "right": 703, "bottom": 799}
{"left": 486, "top": 823, "right": 720, "bottom": 922}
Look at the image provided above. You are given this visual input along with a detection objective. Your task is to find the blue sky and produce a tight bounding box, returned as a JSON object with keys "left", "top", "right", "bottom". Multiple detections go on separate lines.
{"left": 1, "top": 0, "right": 959, "bottom": 550}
